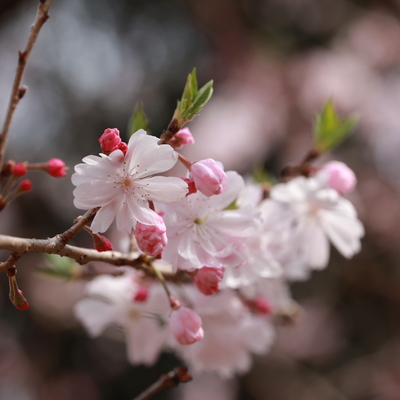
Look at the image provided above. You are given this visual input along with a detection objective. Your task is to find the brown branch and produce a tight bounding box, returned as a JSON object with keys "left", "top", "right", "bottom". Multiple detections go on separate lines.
{"left": 0, "top": 0, "right": 54, "bottom": 170}
{"left": 132, "top": 366, "right": 192, "bottom": 400}
{"left": 0, "top": 234, "right": 152, "bottom": 274}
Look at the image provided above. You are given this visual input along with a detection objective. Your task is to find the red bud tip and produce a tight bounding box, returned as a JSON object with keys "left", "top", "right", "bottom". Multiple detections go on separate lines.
{"left": 19, "top": 179, "right": 32, "bottom": 192}
{"left": 93, "top": 234, "right": 113, "bottom": 252}
{"left": 253, "top": 296, "right": 272, "bottom": 315}
{"left": 47, "top": 158, "right": 67, "bottom": 177}
{"left": 12, "top": 162, "right": 28, "bottom": 177}
{"left": 133, "top": 286, "right": 149, "bottom": 302}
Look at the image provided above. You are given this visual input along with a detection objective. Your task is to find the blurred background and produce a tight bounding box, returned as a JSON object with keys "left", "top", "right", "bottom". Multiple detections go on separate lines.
{"left": 1, "top": 0, "right": 400, "bottom": 398}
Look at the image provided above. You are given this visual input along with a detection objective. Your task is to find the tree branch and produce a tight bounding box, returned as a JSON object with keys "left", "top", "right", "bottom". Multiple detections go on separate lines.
{"left": 133, "top": 366, "right": 192, "bottom": 400}
{"left": 0, "top": 234, "right": 152, "bottom": 274}
{"left": 0, "top": 0, "right": 54, "bottom": 170}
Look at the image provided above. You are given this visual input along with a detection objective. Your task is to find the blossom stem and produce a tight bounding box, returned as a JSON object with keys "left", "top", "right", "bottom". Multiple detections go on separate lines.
{"left": 132, "top": 366, "right": 192, "bottom": 400}
{"left": 177, "top": 153, "right": 193, "bottom": 170}
{"left": 0, "top": 0, "right": 54, "bottom": 170}
{"left": 149, "top": 262, "right": 177, "bottom": 308}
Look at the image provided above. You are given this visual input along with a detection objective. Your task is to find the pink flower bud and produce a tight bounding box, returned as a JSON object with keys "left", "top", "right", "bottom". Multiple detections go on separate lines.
{"left": 253, "top": 296, "right": 272, "bottom": 315}
{"left": 190, "top": 159, "right": 228, "bottom": 197}
{"left": 19, "top": 179, "right": 32, "bottom": 192}
{"left": 320, "top": 161, "right": 356, "bottom": 194}
{"left": 12, "top": 162, "right": 27, "bottom": 177}
{"left": 134, "top": 215, "right": 167, "bottom": 256}
{"left": 99, "top": 128, "right": 121, "bottom": 153}
{"left": 169, "top": 128, "right": 195, "bottom": 149}
{"left": 193, "top": 267, "right": 224, "bottom": 295}
{"left": 170, "top": 306, "right": 204, "bottom": 345}
{"left": 181, "top": 178, "right": 197, "bottom": 196}
{"left": 92, "top": 233, "right": 113, "bottom": 252}
{"left": 47, "top": 158, "right": 67, "bottom": 178}
{"left": 133, "top": 286, "right": 149, "bottom": 302}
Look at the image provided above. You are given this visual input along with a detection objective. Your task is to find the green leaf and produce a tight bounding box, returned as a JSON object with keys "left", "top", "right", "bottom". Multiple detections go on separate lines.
{"left": 252, "top": 167, "right": 276, "bottom": 185}
{"left": 183, "top": 80, "right": 213, "bottom": 119}
{"left": 178, "top": 68, "right": 198, "bottom": 114}
{"left": 128, "top": 102, "right": 149, "bottom": 136}
{"left": 38, "top": 254, "right": 80, "bottom": 279}
{"left": 313, "top": 100, "right": 358, "bottom": 153}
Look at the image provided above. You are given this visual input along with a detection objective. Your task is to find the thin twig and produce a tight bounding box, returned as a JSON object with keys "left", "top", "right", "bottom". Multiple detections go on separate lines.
{"left": 0, "top": 0, "right": 54, "bottom": 170}
{"left": 133, "top": 366, "right": 192, "bottom": 400}
{"left": 57, "top": 207, "right": 100, "bottom": 246}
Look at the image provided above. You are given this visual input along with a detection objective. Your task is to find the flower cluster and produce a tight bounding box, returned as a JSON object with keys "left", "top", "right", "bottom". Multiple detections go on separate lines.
{"left": 72, "top": 126, "right": 364, "bottom": 377}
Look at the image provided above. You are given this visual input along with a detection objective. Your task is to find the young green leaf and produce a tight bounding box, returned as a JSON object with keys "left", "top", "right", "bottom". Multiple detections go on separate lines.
{"left": 313, "top": 100, "right": 358, "bottom": 153}
{"left": 38, "top": 254, "right": 80, "bottom": 279}
{"left": 128, "top": 102, "right": 149, "bottom": 136}
{"left": 183, "top": 80, "right": 213, "bottom": 120}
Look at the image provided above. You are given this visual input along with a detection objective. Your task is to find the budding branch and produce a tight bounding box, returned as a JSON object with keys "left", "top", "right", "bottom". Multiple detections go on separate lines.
{"left": 0, "top": 0, "right": 54, "bottom": 170}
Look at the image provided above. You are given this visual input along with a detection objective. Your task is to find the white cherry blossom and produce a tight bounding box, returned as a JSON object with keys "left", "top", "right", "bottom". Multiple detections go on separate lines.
{"left": 74, "top": 271, "right": 173, "bottom": 366}
{"left": 160, "top": 171, "right": 260, "bottom": 272}
{"left": 72, "top": 129, "right": 188, "bottom": 233}
{"left": 174, "top": 286, "right": 275, "bottom": 378}
{"left": 269, "top": 175, "right": 365, "bottom": 269}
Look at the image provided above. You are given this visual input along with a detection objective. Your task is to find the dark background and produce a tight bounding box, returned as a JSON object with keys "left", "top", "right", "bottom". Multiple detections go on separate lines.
{"left": 1, "top": 0, "right": 400, "bottom": 399}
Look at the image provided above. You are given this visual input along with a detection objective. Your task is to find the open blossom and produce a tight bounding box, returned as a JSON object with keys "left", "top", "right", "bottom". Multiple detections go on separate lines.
{"left": 74, "top": 271, "right": 173, "bottom": 365}
{"left": 160, "top": 171, "right": 260, "bottom": 272}
{"left": 318, "top": 161, "right": 357, "bottom": 194}
{"left": 175, "top": 286, "right": 275, "bottom": 377}
{"left": 189, "top": 159, "right": 228, "bottom": 197}
{"left": 170, "top": 306, "right": 204, "bottom": 345}
{"left": 72, "top": 129, "right": 188, "bottom": 233}
{"left": 269, "top": 175, "right": 364, "bottom": 269}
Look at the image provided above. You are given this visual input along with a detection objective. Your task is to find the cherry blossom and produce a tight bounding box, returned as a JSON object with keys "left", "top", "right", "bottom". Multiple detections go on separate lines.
{"left": 174, "top": 286, "right": 275, "bottom": 378}
{"left": 269, "top": 175, "right": 364, "bottom": 269}
{"left": 160, "top": 171, "right": 260, "bottom": 272}
{"left": 74, "top": 271, "right": 173, "bottom": 366}
{"left": 72, "top": 129, "right": 188, "bottom": 233}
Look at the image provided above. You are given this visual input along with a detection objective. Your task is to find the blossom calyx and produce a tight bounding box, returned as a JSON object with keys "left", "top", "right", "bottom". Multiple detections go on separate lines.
{"left": 92, "top": 233, "right": 113, "bottom": 252}
{"left": 189, "top": 158, "right": 228, "bottom": 197}
{"left": 134, "top": 215, "right": 167, "bottom": 256}
{"left": 193, "top": 267, "right": 224, "bottom": 295}
{"left": 168, "top": 128, "right": 195, "bottom": 150}
{"left": 170, "top": 306, "right": 204, "bottom": 345}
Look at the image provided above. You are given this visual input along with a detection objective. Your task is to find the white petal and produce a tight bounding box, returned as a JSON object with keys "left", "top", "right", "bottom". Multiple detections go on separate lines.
{"left": 138, "top": 176, "right": 188, "bottom": 203}
{"left": 319, "top": 209, "right": 364, "bottom": 258}
{"left": 126, "top": 195, "right": 160, "bottom": 226}
{"left": 126, "top": 318, "right": 168, "bottom": 365}
{"left": 74, "top": 299, "right": 116, "bottom": 337}
{"left": 73, "top": 181, "right": 120, "bottom": 208}
{"left": 91, "top": 201, "right": 119, "bottom": 233}
{"left": 300, "top": 220, "right": 330, "bottom": 269}
{"left": 126, "top": 130, "right": 178, "bottom": 178}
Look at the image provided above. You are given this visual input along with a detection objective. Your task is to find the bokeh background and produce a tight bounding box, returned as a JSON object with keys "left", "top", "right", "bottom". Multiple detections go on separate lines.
{"left": 1, "top": 0, "right": 400, "bottom": 398}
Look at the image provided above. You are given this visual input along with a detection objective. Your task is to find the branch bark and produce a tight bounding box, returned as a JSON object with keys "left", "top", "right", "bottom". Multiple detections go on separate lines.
{"left": 0, "top": 0, "right": 54, "bottom": 170}
{"left": 0, "top": 234, "right": 153, "bottom": 273}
